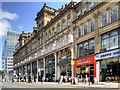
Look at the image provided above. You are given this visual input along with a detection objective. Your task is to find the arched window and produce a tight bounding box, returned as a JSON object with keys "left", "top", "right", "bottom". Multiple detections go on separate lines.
{"left": 67, "top": 14, "right": 71, "bottom": 26}
{"left": 102, "top": 34, "right": 109, "bottom": 50}
{"left": 110, "top": 31, "right": 118, "bottom": 49}
{"left": 62, "top": 18, "right": 66, "bottom": 30}
{"left": 57, "top": 23, "right": 60, "bottom": 32}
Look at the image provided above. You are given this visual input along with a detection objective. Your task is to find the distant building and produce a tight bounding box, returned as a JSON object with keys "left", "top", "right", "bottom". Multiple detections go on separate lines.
{"left": 2, "top": 30, "right": 19, "bottom": 80}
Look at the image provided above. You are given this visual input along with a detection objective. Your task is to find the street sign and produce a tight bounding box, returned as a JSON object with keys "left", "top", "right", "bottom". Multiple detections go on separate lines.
{"left": 71, "top": 60, "right": 74, "bottom": 65}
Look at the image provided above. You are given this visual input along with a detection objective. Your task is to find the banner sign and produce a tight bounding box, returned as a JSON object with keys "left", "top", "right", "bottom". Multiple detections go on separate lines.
{"left": 95, "top": 48, "right": 120, "bottom": 61}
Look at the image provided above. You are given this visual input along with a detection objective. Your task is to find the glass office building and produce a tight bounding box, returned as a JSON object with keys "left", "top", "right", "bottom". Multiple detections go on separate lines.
{"left": 2, "top": 30, "right": 19, "bottom": 80}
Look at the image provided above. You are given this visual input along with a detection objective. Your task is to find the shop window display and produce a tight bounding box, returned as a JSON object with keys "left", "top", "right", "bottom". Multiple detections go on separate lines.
{"left": 100, "top": 61, "right": 120, "bottom": 82}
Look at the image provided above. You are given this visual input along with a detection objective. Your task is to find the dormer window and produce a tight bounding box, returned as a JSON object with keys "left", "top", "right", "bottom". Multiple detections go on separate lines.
{"left": 76, "top": 10, "right": 81, "bottom": 18}
{"left": 82, "top": 6, "right": 87, "bottom": 15}
{"left": 89, "top": 1, "right": 94, "bottom": 9}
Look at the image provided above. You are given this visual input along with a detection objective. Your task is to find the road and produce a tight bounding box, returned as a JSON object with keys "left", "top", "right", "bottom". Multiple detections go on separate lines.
{"left": 0, "top": 82, "right": 119, "bottom": 90}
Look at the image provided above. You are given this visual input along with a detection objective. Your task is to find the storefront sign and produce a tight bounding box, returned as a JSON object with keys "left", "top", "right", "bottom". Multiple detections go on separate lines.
{"left": 95, "top": 49, "right": 120, "bottom": 61}
{"left": 74, "top": 55, "right": 95, "bottom": 66}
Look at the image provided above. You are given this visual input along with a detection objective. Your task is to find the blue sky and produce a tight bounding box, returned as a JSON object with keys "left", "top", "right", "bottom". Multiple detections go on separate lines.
{"left": 0, "top": 2, "right": 74, "bottom": 70}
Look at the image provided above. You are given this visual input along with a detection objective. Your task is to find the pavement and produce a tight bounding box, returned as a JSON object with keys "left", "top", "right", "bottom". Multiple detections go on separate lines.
{"left": 1, "top": 81, "right": 120, "bottom": 89}
{"left": 36, "top": 82, "right": 120, "bottom": 89}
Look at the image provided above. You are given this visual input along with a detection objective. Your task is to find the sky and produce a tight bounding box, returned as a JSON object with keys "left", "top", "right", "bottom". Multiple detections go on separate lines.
{"left": 0, "top": 1, "right": 80, "bottom": 70}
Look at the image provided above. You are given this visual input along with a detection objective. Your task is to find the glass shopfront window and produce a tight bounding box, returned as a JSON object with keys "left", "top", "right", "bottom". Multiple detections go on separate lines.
{"left": 110, "top": 32, "right": 118, "bottom": 49}
{"left": 101, "top": 29, "right": 119, "bottom": 51}
{"left": 102, "top": 35, "right": 109, "bottom": 50}
{"left": 100, "top": 60, "right": 120, "bottom": 82}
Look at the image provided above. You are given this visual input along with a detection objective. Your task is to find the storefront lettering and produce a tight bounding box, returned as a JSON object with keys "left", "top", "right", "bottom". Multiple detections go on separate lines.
{"left": 78, "top": 58, "right": 90, "bottom": 64}
{"left": 95, "top": 49, "right": 120, "bottom": 60}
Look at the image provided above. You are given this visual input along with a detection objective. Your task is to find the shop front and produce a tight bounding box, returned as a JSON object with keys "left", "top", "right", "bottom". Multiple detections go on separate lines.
{"left": 58, "top": 47, "right": 71, "bottom": 77}
{"left": 45, "top": 54, "right": 55, "bottom": 82}
{"left": 74, "top": 55, "right": 96, "bottom": 82}
{"left": 95, "top": 48, "right": 120, "bottom": 82}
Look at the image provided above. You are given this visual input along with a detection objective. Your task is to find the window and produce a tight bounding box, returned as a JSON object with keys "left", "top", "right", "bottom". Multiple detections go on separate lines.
{"left": 77, "top": 27, "right": 81, "bottom": 38}
{"left": 110, "top": 32, "right": 118, "bottom": 49}
{"left": 84, "top": 42, "right": 89, "bottom": 56}
{"left": 78, "top": 39, "right": 94, "bottom": 58}
{"left": 84, "top": 23, "right": 88, "bottom": 35}
{"left": 57, "top": 23, "right": 60, "bottom": 32}
{"left": 52, "top": 27, "right": 55, "bottom": 36}
{"left": 90, "top": 20, "right": 95, "bottom": 32}
{"left": 62, "top": 19, "right": 66, "bottom": 30}
{"left": 101, "top": 30, "right": 119, "bottom": 51}
{"left": 102, "top": 35, "right": 109, "bottom": 50}
{"left": 89, "top": 1, "right": 94, "bottom": 9}
{"left": 76, "top": 10, "right": 81, "bottom": 18}
{"left": 101, "top": 12, "right": 107, "bottom": 27}
{"left": 67, "top": 16, "right": 71, "bottom": 26}
{"left": 82, "top": 6, "right": 87, "bottom": 15}
{"left": 110, "top": 7, "right": 117, "bottom": 23}
{"left": 89, "top": 40, "right": 94, "bottom": 55}
{"left": 78, "top": 44, "right": 83, "bottom": 58}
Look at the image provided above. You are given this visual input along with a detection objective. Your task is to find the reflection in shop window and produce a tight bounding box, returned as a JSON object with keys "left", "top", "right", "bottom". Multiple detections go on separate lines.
{"left": 102, "top": 35, "right": 109, "bottom": 50}
{"left": 89, "top": 40, "right": 94, "bottom": 55}
{"left": 78, "top": 39, "right": 94, "bottom": 58}
{"left": 110, "top": 32, "right": 118, "bottom": 49}
{"left": 84, "top": 42, "right": 89, "bottom": 56}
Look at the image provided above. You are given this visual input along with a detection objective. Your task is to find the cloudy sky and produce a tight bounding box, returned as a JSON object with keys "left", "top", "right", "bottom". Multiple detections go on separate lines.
{"left": 0, "top": 1, "right": 77, "bottom": 70}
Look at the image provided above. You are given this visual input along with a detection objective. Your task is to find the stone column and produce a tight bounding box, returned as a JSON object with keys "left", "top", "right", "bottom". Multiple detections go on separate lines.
{"left": 94, "top": 13, "right": 101, "bottom": 54}
{"left": 54, "top": 52, "right": 57, "bottom": 81}
{"left": 71, "top": 44, "right": 74, "bottom": 77}
{"left": 106, "top": 7, "right": 110, "bottom": 24}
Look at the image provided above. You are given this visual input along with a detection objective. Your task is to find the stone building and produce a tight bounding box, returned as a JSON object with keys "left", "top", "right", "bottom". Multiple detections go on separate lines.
{"left": 13, "top": 0, "right": 120, "bottom": 83}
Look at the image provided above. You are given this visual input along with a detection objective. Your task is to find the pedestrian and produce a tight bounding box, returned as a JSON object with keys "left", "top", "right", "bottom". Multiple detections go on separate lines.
{"left": 41, "top": 75, "right": 44, "bottom": 84}
{"left": 59, "top": 75, "right": 63, "bottom": 84}
{"left": 63, "top": 75, "right": 67, "bottom": 83}
{"left": 28, "top": 75, "right": 32, "bottom": 83}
